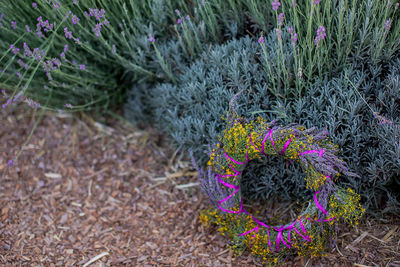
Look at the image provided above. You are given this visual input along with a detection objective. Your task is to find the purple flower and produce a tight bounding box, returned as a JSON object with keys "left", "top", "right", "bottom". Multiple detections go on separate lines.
{"left": 175, "top": 9, "right": 181, "bottom": 15}
{"left": 65, "top": 104, "right": 72, "bottom": 108}
{"left": 149, "top": 36, "right": 155, "bottom": 43}
{"left": 16, "top": 72, "right": 22, "bottom": 79}
{"left": 89, "top": 8, "right": 106, "bottom": 21}
{"left": 64, "top": 44, "right": 68, "bottom": 53}
{"left": 52, "top": 58, "right": 61, "bottom": 67}
{"left": 52, "top": 1, "right": 60, "bottom": 10}
{"left": 277, "top": 12, "right": 284, "bottom": 27}
{"left": 60, "top": 52, "right": 66, "bottom": 62}
{"left": 25, "top": 25, "right": 31, "bottom": 32}
{"left": 93, "top": 23, "right": 102, "bottom": 36}
{"left": 7, "top": 160, "right": 13, "bottom": 167}
{"left": 276, "top": 28, "right": 282, "bottom": 40}
{"left": 10, "top": 44, "right": 20, "bottom": 55}
{"left": 11, "top": 21, "right": 16, "bottom": 29}
{"left": 272, "top": 0, "right": 281, "bottom": 11}
{"left": 84, "top": 11, "right": 89, "bottom": 18}
{"left": 258, "top": 36, "right": 264, "bottom": 44}
{"left": 23, "top": 42, "right": 32, "bottom": 57}
{"left": 185, "top": 15, "right": 189, "bottom": 20}
{"left": 36, "top": 30, "right": 45, "bottom": 39}
{"left": 288, "top": 27, "right": 298, "bottom": 44}
{"left": 314, "top": 25, "right": 326, "bottom": 47}
{"left": 17, "top": 59, "right": 24, "bottom": 66}
{"left": 177, "top": 18, "right": 182, "bottom": 24}
{"left": 25, "top": 98, "right": 40, "bottom": 108}
{"left": 72, "top": 14, "right": 80, "bottom": 24}
{"left": 64, "top": 27, "right": 72, "bottom": 39}
{"left": 103, "top": 19, "right": 110, "bottom": 27}
{"left": 32, "top": 2, "right": 37, "bottom": 8}
{"left": 384, "top": 19, "right": 391, "bottom": 34}
{"left": 79, "top": 64, "right": 85, "bottom": 70}
{"left": 314, "top": 0, "right": 321, "bottom": 4}
{"left": 71, "top": 60, "right": 76, "bottom": 65}
{"left": 290, "top": 0, "right": 298, "bottom": 7}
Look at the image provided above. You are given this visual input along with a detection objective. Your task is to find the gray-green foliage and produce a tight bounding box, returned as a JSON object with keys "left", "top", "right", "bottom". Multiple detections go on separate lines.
{"left": 127, "top": 34, "right": 399, "bottom": 214}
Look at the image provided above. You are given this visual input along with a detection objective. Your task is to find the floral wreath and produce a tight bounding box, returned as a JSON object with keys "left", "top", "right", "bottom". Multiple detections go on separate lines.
{"left": 194, "top": 95, "right": 365, "bottom": 263}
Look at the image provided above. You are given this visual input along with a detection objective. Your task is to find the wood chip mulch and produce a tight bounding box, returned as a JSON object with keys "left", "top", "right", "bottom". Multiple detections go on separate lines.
{"left": 1, "top": 101, "right": 399, "bottom": 267}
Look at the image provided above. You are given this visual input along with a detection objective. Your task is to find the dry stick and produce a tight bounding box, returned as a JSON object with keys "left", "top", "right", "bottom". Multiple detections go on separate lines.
{"left": 82, "top": 252, "right": 109, "bottom": 267}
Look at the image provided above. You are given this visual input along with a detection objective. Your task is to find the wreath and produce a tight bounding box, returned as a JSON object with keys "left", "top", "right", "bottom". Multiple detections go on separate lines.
{"left": 194, "top": 97, "right": 365, "bottom": 264}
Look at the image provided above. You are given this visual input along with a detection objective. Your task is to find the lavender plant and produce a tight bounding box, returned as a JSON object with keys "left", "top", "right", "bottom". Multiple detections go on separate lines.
{"left": 0, "top": 0, "right": 123, "bottom": 112}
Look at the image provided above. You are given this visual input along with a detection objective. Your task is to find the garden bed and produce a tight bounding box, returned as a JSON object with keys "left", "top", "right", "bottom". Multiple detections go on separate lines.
{"left": 1, "top": 101, "right": 399, "bottom": 266}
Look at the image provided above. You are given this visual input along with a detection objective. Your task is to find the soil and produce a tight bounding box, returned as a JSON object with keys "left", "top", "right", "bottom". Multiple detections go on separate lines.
{"left": 1, "top": 101, "right": 399, "bottom": 266}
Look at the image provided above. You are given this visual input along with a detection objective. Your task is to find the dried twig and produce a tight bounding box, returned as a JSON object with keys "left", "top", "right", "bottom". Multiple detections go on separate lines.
{"left": 82, "top": 252, "right": 109, "bottom": 267}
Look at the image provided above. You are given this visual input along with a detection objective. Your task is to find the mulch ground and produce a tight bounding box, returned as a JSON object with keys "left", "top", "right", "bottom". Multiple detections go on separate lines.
{"left": 1, "top": 101, "right": 399, "bottom": 267}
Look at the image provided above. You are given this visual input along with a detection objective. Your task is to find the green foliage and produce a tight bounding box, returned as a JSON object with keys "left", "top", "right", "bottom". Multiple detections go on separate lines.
{"left": 128, "top": 33, "right": 399, "bottom": 215}
{"left": 2, "top": 0, "right": 398, "bottom": 113}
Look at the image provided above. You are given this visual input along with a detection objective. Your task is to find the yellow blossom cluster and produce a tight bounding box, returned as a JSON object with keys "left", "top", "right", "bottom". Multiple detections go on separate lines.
{"left": 328, "top": 188, "right": 365, "bottom": 226}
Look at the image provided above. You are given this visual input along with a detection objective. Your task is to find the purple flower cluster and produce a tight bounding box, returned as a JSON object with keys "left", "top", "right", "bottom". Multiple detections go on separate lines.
{"left": 148, "top": 36, "right": 155, "bottom": 43}
{"left": 373, "top": 112, "right": 393, "bottom": 125}
{"left": 72, "top": 14, "right": 80, "bottom": 25}
{"left": 52, "top": 1, "right": 60, "bottom": 10}
{"left": 25, "top": 25, "right": 31, "bottom": 32}
{"left": 288, "top": 27, "right": 298, "bottom": 44}
{"left": 277, "top": 12, "right": 284, "bottom": 27}
{"left": 190, "top": 151, "right": 237, "bottom": 211}
{"left": 10, "top": 44, "right": 20, "bottom": 55}
{"left": 25, "top": 98, "right": 40, "bottom": 108}
{"left": 176, "top": 14, "right": 190, "bottom": 25}
{"left": 275, "top": 28, "right": 282, "bottom": 40}
{"left": 1, "top": 90, "right": 25, "bottom": 109}
{"left": 93, "top": 23, "right": 102, "bottom": 37}
{"left": 64, "top": 27, "right": 73, "bottom": 39}
{"left": 272, "top": 0, "right": 281, "bottom": 11}
{"left": 17, "top": 59, "right": 29, "bottom": 70}
{"left": 258, "top": 36, "right": 264, "bottom": 44}
{"left": 314, "top": 25, "right": 326, "bottom": 47}
{"left": 42, "top": 58, "right": 62, "bottom": 80}
{"left": 36, "top": 16, "right": 54, "bottom": 39}
{"left": 23, "top": 42, "right": 32, "bottom": 57}
{"left": 89, "top": 8, "right": 106, "bottom": 21}
{"left": 32, "top": 2, "right": 37, "bottom": 8}
{"left": 32, "top": 47, "right": 47, "bottom": 61}
{"left": 314, "top": 0, "right": 321, "bottom": 4}
{"left": 384, "top": 19, "right": 391, "bottom": 35}
{"left": 11, "top": 21, "right": 16, "bottom": 30}
{"left": 82, "top": 8, "right": 109, "bottom": 36}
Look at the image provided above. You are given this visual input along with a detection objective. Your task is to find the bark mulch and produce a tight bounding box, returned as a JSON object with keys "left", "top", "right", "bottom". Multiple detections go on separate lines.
{"left": 1, "top": 102, "right": 399, "bottom": 266}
